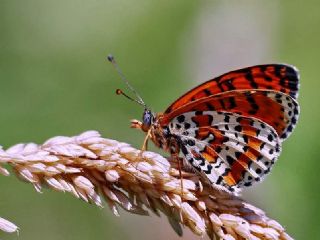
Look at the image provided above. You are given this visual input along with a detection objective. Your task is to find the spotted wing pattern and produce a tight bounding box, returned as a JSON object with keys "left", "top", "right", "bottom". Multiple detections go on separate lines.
{"left": 168, "top": 111, "right": 281, "bottom": 192}
{"left": 159, "top": 64, "right": 300, "bottom": 192}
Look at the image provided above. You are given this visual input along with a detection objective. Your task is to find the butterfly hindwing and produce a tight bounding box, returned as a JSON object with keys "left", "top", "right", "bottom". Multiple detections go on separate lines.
{"left": 169, "top": 111, "right": 281, "bottom": 192}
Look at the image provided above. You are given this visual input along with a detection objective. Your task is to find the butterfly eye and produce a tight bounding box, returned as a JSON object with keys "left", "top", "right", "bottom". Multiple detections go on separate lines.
{"left": 142, "top": 109, "right": 153, "bottom": 131}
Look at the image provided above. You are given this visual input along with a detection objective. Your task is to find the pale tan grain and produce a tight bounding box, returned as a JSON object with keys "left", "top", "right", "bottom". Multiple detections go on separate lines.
{"left": 0, "top": 131, "right": 293, "bottom": 239}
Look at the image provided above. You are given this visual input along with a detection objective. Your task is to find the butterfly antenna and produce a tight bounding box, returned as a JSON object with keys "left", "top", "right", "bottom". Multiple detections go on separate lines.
{"left": 107, "top": 54, "right": 147, "bottom": 108}
{"left": 115, "top": 89, "right": 145, "bottom": 106}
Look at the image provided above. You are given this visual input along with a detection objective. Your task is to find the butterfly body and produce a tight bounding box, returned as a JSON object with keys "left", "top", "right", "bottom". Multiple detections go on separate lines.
{"left": 132, "top": 64, "right": 300, "bottom": 193}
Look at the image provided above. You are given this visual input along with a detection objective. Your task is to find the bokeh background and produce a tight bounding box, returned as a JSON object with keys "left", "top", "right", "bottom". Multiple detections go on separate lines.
{"left": 0, "top": 1, "right": 318, "bottom": 239}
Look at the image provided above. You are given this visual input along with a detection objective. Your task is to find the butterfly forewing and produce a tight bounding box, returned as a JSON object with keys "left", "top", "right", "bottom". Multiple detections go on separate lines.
{"left": 165, "top": 64, "right": 299, "bottom": 114}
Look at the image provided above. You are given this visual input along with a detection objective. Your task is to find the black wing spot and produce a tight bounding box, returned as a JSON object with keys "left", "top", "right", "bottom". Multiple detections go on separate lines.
{"left": 199, "top": 158, "right": 206, "bottom": 166}
{"left": 291, "top": 117, "right": 297, "bottom": 124}
{"left": 226, "top": 155, "right": 234, "bottom": 165}
{"left": 206, "top": 103, "right": 215, "bottom": 110}
{"left": 248, "top": 109, "right": 258, "bottom": 115}
{"left": 252, "top": 103, "right": 259, "bottom": 110}
{"left": 215, "top": 146, "right": 222, "bottom": 153}
{"left": 181, "top": 145, "right": 189, "bottom": 155}
{"left": 256, "top": 129, "right": 261, "bottom": 136}
{"left": 275, "top": 144, "right": 280, "bottom": 152}
{"left": 216, "top": 176, "right": 223, "bottom": 185}
{"left": 244, "top": 182, "right": 252, "bottom": 187}
{"left": 275, "top": 93, "right": 282, "bottom": 99}
{"left": 177, "top": 115, "right": 185, "bottom": 123}
{"left": 245, "top": 73, "right": 258, "bottom": 88}
{"left": 203, "top": 164, "right": 213, "bottom": 174}
{"left": 187, "top": 139, "right": 195, "bottom": 146}
{"left": 235, "top": 152, "right": 241, "bottom": 159}
{"left": 229, "top": 97, "right": 237, "bottom": 109}
{"left": 267, "top": 134, "right": 274, "bottom": 142}
{"left": 235, "top": 125, "right": 242, "bottom": 132}
{"left": 204, "top": 89, "right": 212, "bottom": 96}
{"left": 219, "top": 99, "right": 226, "bottom": 110}
{"left": 265, "top": 76, "right": 272, "bottom": 82}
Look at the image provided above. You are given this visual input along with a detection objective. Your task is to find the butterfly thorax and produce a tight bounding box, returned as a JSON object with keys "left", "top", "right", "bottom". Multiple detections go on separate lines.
{"left": 151, "top": 122, "right": 174, "bottom": 152}
{"left": 148, "top": 114, "right": 173, "bottom": 152}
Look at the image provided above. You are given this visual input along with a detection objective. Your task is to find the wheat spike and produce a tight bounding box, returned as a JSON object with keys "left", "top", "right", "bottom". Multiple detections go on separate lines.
{"left": 0, "top": 217, "right": 18, "bottom": 233}
{"left": 0, "top": 130, "right": 293, "bottom": 240}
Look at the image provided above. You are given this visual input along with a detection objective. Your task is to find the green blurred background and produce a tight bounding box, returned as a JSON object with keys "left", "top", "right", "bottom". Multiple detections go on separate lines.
{"left": 0, "top": 1, "right": 318, "bottom": 239}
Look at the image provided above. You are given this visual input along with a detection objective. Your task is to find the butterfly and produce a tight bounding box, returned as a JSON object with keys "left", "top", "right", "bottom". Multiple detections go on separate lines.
{"left": 108, "top": 55, "right": 300, "bottom": 193}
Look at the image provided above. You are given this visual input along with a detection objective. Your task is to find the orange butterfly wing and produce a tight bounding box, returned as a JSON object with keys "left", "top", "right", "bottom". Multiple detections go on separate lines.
{"left": 161, "top": 64, "right": 299, "bottom": 140}
{"left": 165, "top": 64, "right": 299, "bottom": 113}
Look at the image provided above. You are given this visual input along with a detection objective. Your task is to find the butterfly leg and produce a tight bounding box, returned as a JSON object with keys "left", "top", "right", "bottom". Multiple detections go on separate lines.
{"left": 130, "top": 118, "right": 150, "bottom": 152}
{"left": 129, "top": 119, "right": 151, "bottom": 171}
{"left": 129, "top": 129, "right": 151, "bottom": 172}
{"left": 130, "top": 119, "right": 151, "bottom": 150}
{"left": 169, "top": 139, "right": 184, "bottom": 200}
{"left": 141, "top": 128, "right": 151, "bottom": 151}
{"left": 177, "top": 155, "right": 184, "bottom": 199}
{"left": 169, "top": 147, "right": 185, "bottom": 224}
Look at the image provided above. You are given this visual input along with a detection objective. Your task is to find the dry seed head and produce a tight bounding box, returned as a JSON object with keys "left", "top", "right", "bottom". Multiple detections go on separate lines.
{"left": 0, "top": 130, "right": 293, "bottom": 239}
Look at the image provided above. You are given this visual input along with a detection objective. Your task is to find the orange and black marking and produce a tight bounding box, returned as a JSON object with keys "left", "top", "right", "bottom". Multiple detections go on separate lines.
{"left": 165, "top": 64, "right": 299, "bottom": 114}
{"left": 137, "top": 63, "right": 300, "bottom": 193}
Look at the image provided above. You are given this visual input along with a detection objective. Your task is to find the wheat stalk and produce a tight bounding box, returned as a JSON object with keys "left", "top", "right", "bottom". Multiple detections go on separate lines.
{"left": 0, "top": 130, "right": 293, "bottom": 240}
